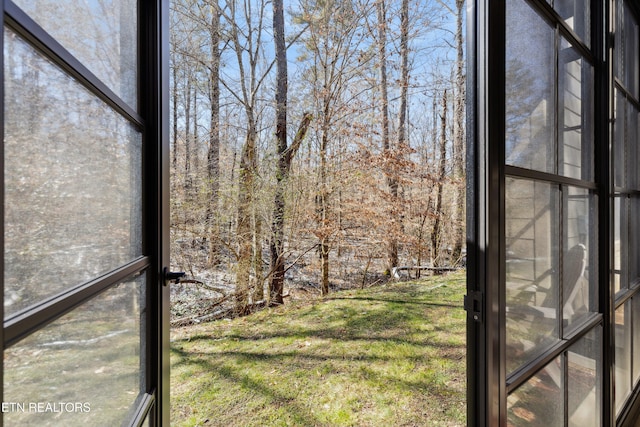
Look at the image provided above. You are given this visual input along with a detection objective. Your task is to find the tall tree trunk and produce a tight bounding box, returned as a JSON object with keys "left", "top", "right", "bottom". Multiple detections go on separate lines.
{"left": 183, "top": 73, "right": 194, "bottom": 237}
{"left": 193, "top": 82, "right": 199, "bottom": 176}
{"left": 270, "top": 113, "right": 312, "bottom": 303}
{"left": 270, "top": 99, "right": 313, "bottom": 306}
{"left": 172, "top": 61, "right": 179, "bottom": 173}
{"left": 184, "top": 74, "right": 192, "bottom": 192}
{"left": 253, "top": 205, "right": 263, "bottom": 301}
{"left": 319, "top": 116, "right": 330, "bottom": 296}
{"left": 432, "top": 90, "right": 447, "bottom": 267}
{"left": 236, "top": 119, "right": 257, "bottom": 314}
{"left": 398, "top": 0, "right": 409, "bottom": 153}
{"left": 376, "top": 0, "right": 398, "bottom": 273}
{"left": 451, "top": 0, "right": 466, "bottom": 264}
{"left": 227, "top": 0, "right": 265, "bottom": 312}
{"left": 206, "top": 4, "right": 221, "bottom": 266}
{"left": 394, "top": 0, "right": 410, "bottom": 269}
{"left": 376, "top": 0, "right": 389, "bottom": 154}
{"left": 270, "top": 0, "right": 290, "bottom": 305}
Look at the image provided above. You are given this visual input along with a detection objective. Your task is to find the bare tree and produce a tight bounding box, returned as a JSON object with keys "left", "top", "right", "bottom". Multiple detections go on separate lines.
{"left": 269, "top": 0, "right": 311, "bottom": 304}
{"left": 436, "top": 0, "right": 466, "bottom": 264}
{"left": 451, "top": 0, "right": 465, "bottom": 263}
{"left": 223, "top": 0, "right": 269, "bottom": 311}
{"left": 431, "top": 89, "right": 447, "bottom": 266}
{"left": 298, "top": 0, "right": 373, "bottom": 295}
{"left": 269, "top": 0, "right": 288, "bottom": 305}
{"left": 375, "top": 0, "right": 399, "bottom": 273}
{"left": 205, "top": 1, "right": 222, "bottom": 266}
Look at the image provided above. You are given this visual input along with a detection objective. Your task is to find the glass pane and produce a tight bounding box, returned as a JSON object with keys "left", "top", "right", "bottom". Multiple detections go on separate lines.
{"left": 631, "top": 197, "right": 640, "bottom": 286}
{"left": 559, "top": 38, "right": 594, "bottom": 180}
{"left": 12, "top": 0, "right": 138, "bottom": 107}
{"left": 633, "top": 297, "right": 640, "bottom": 384}
{"left": 555, "top": 0, "right": 591, "bottom": 47}
{"left": 614, "top": 197, "right": 622, "bottom": 273}
{"left": 564, "top": 187, "right": 597, "bottom": 330}
{"left": 3, "top": 273, "right": 146, "bottom": 426}
{"left": 615, "top": 302, "right": 632, "bottom": 414}
{"left": 4, "top": 29, "right": 142, "bottom": 316}
{"left": 616, "top": 0, "right": 625, "bottom": 85}
{"left": 568, "top": 327, "right": 601, "bottom": 427}
{"left": 507, "top": 357, "right": 564, "bottom": 426}
{"left": 506, "top": 0, "right": 555, "bottom": 174}
{"left": 625, "top": 4, "right": 639, "bottom": 98}
{"left": 506, "top": 178, "right": 559, "bottom": 373}
{"left": 613, "top": 197, "right": 628, "bottom": 296}
{"left": 614, "top": 90, "right": 626, "bottom": 188}
{"left": 629, "top": 103, "right": 640, "bottom": 189}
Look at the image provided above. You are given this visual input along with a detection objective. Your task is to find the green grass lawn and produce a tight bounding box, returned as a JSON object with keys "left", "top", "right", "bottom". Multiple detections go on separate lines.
{"left": 170, "top": 271, "right": 466, "bottom": 426}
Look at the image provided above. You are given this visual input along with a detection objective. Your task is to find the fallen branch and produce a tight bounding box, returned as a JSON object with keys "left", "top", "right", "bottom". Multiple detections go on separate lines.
{"left": 171, "top": 298, "right": 269, "bottom": 328}
{"left": 178, "top": 279, "right": 231, "bottom": 295}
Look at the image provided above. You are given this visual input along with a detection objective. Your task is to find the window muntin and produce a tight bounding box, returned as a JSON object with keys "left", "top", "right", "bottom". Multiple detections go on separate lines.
{"left": 3, "top": 272, "right": 146, "bottom": 426}
{"left": 11, "top": 0, "right": 138, "bottom": 108}
{"left": 3, "top": 28, "right": 143, "bottom": 317}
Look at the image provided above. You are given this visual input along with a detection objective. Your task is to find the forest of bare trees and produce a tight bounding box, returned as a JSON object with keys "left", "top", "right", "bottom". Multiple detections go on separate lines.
{"left": 169, "top": 0, "right": 465, "bottom": 320}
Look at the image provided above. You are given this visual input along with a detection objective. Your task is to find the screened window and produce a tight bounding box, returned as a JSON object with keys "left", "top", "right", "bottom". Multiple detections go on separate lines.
{"left": 612, "top": 0, "right": 640, "bottom": 415}
{"left": 471, "top": 0, "right": 640, "bottom": 424}
{"left": 503, "top": 0, "right": 601, "bottom": 424}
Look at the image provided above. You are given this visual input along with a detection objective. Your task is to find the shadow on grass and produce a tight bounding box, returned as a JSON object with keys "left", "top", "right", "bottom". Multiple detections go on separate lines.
{"left": 171, "top": 340, "right": 465, "bottom": 368}
{"left": 171, "top": 347, "right": 323, "bottom": 426}
{"left": 208, "top": 309, "right": 463, "bottom": 348}
{"left": 326, "top": 296, "right": 460, "bottom": 308}
{"left": 173, "top": 331, "right": 464, "bottom": 355}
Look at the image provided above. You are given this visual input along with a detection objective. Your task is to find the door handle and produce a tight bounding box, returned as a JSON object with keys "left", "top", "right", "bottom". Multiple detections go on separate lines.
{"left": 163, "top": 267, "right": 186, "bottom": 285}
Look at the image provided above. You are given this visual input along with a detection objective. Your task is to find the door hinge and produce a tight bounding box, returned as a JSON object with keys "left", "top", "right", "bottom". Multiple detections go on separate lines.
{"left": 464, "top": 291, "right": 483, "bottom": 323}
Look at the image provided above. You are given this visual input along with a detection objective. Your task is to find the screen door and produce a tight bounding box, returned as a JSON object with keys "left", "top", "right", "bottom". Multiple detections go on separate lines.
{"left": 1, "top": 1, "right": 169, "bottom": 425}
